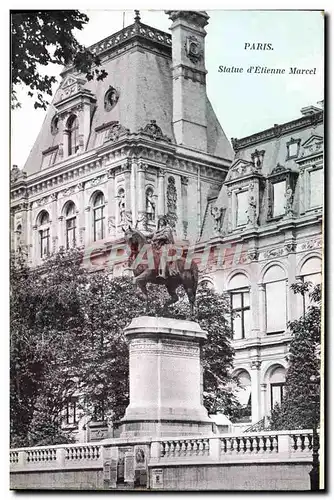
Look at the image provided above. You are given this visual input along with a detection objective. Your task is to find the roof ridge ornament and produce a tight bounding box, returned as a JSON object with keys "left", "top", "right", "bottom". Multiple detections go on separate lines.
{"left": 134, "top": 10, "right": 141, "bottom": 23}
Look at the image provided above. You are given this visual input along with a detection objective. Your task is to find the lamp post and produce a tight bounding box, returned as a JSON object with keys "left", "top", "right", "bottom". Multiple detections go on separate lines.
{"left": 309, "top": 373, "right": 320, "bottom": 491}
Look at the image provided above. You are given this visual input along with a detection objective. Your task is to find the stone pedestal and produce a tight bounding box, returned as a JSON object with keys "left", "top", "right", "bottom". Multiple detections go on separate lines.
{"left": 119, "top": 316, "right": 213, "bottom": 437}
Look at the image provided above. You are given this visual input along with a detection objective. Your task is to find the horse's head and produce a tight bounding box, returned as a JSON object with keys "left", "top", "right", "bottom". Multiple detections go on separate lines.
{"left": 122, "top": 225, "right": 147, "bottom": 251}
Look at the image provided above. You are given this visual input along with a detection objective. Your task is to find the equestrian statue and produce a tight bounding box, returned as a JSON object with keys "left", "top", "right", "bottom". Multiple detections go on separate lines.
{"left": 123, "top": 216, "right": 198, "bottom": 316}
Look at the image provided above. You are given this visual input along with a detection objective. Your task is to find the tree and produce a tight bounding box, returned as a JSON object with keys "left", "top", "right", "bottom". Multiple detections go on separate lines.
{"left": 269, "top": 282, "right": 321, "bottom": 430}
{"left": 11, "top": 10, "right": 107, "bottom": 110}
{"left": 10, "top": 250, "right": 241, "bottom": 446}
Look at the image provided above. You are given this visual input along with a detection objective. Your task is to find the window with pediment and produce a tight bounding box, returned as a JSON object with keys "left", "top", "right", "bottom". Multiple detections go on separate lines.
{"left": 236, "top": 190, "right": 248, "bottom": 226}
{"left": 286, "top": 137, "right": 301, "bottom": 160}
{"left": 309, "top": 167, "right": 323, "bottom": 208}
{"left": 267, "top": 164, "right": 298, "bottom": 220}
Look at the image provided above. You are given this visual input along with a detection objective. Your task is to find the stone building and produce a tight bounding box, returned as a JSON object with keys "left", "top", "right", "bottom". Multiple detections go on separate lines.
{"left": 10, "top": 11, "right": 323, "bottom": 433}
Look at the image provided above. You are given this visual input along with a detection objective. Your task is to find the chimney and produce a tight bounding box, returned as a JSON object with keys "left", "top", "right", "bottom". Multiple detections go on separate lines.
{"left": 166, "top": 10, "right": 209, "bottom": 152}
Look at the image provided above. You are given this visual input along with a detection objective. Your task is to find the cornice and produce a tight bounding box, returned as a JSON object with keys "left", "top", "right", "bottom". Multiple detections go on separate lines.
{"left": 61, "top": 21, "right": 172, "bottom": 77}
{"left": 231, "top": 111, "right": 323, "bottom": 151}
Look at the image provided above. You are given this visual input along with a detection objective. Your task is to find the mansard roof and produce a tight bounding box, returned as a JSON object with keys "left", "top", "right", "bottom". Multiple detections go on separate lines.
{"left": 23, "top": 15, "right": 233, "bottom": 175}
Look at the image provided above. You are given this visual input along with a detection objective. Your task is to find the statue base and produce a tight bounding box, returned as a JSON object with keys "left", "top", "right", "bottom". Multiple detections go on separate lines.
{"left": 119, "top": 316, "right": 213, "bottom": 438}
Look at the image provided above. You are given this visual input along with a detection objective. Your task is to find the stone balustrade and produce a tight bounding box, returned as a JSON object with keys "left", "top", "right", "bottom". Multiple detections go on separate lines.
{"left": 10, "top": 429, "right": 316, "bottom": 474}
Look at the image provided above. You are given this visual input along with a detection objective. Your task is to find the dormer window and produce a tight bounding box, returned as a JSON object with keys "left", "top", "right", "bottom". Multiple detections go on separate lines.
{"left": 236, "top": 190, "right": 248, "bottom": 226}
{"left": 66, "top": 115, "right": 79, "bottom": 156}
{"left": 272, "top": 181, "right": 286, "bottom": 217}
{"left": 286, "top": 137, "right": 301, "bottom": 160}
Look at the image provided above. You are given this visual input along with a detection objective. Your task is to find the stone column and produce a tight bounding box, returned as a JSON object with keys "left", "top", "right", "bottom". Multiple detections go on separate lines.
{"left": 120, "top": 316, "right": 213, "bottom": 438}
{"left": 258, "top": 283, "right": 266, "bottom": 335}
{"left": 260, "top": 383, "right": 268, "bottom": 421}
{"left": 107, "top": 170, "right": 116, "bottom": 238}
{"left": 84, "top": 206, "right": 91, "bottom": 246}
{"left": 250, "top": 360, "right": 261, "bottom": 423}
{"left": 77, "top": 183, "right": 86, "bottom": 247}
{"left": 50, "top": 194, "right": 58, "bottom": 254}
{"left": 137, "top": 162, "right": 147, "bottom": 230}
{"left": 157, "top": 168, "right": 166, "bottom": 218}
{"left": 122, "top": 160, "right": 132, "bottom": 224}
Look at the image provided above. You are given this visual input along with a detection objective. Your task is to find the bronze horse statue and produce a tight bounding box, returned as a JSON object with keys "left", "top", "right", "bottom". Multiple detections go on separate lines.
{"left": 123, "top": 226, "right": 198, "bottom": 316}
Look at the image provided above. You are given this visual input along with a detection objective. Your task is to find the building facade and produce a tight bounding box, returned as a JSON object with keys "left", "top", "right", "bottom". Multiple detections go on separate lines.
{"left": 10, "top": 11, "right": 323, "bottom": 432}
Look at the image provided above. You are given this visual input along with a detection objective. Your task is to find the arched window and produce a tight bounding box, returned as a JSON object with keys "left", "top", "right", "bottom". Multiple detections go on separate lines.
{"left": 199, "top": 279, "right": 214, "bottom": 290}
{"left": 300, "top": 257, "right": 322, "bottom": 313}
{"left": 15, "top": 224, "right": 22, "bottom": 252}
{"left": 269, "top": 366, "right": 286, "bottom": 409}
{"left": 93, "top": 192, "right": 105, "bottom": 241}
{"left": 146, "top": 187, "right": 155, "bottom": 222}
{"left": 263, "top": 266, "right": 286, "bottom": 334}
{"left": 228, "top": 273, "right": 250, "bottom": 340}
{"left": 38, "top": 210, "right": 50, "bottom": 258}
{"left": 67, "top": 115, "right": 79, "bottom": 156}
{"left": 235, "top": 370, "right": 252, "bottom": 422}
{"left": 65, "top": 202, "right": 76, "bottom": 249}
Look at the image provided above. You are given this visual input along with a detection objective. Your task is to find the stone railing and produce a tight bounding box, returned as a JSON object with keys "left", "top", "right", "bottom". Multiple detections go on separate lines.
{"left": 150, "top": 429, "right": 316, "bottom": 464}
{"left": 10, "top": 429, "right": 316, "bottom": 474}
{"left": 10, "top": 443, "right": 103, "bottom": 472}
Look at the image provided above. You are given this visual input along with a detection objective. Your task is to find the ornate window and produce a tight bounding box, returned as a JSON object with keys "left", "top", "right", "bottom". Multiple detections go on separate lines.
{"left": 299, "top": 257, "right": 321, "bottom": 314}
{"left": 41, "top": 146, "right": 58, "bottom": 169}
{"left": 272, "top": 180, "right": 286, "bottom": 217}
{"left": 269, "top": 366, "right": 286, "bottom": 409}
{"left": 65, "top": 397, "right": 78, "bottom": 425}
{"left": 93, "top": 192, "right": 105, "bottom": 241}
{"left": 228, "top": 274, "right": 251, "bottom": 340}
{"left": 67, "top": 115, "right": 79, "bottom": 156}
{"left": 65, "top": 202, "right": 77, "bottom": 249}
{"left": 38, "top": 210, "right": 50, "bottom": 258}
{"left": 104, "top": 86, "right": 119, "bottom": 111}
{"left": 51, "top": 114, "right": 59, "bottom": 136}
{"left": 146, "top": 187, "right": 156, "bottom": 223}
{"left": 267, "top": 164, "right": 298, "bottom": 220}
{"left": 286, "top": 137, "right": 301, "bottom": 160}
{"left": 236, "top": 190, "right": 248, "bottom": 227}
{"left": 263, "top": 266, "right": 287, "bottom": 334}
{"left": 234, "top": 370, "right": 252, "bottom": 421}
{"left": 309, "top": 167, "right": 323, "bottom": 208}
{"left": 15, "top": 224, "right": 22, "bottom": 252}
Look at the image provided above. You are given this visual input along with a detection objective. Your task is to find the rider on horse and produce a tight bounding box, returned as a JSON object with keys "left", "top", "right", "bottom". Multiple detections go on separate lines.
{"left": 148, "top": 216, "right": 177, "bottom": 279}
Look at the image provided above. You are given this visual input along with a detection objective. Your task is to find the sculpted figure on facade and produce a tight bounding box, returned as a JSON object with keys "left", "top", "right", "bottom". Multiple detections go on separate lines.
{"left": 247, "top": 195, "right": 258, "bottom": 226}
{"left": 284, "top": 186, "right": 294, "bottom": 215}
{"left": 146, "top": 188, "right": 155, "bottom": 222}
{"left": 118, "top": 190, "right": 126, "bottom": 223}
{"left": 166, "top": 176, "right": 178, "bottom": 228}
{"left": 210, "top": 205, "right": 224, "bottom": 234}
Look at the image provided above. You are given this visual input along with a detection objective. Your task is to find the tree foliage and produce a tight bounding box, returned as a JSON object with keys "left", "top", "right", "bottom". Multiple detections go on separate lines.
{"left": 269, "top": 282, "right": 321, "bottom": 430}
{"left": 10, "top": 250, "right": 240, "bottom": 446}
{"left": 11, "top": 10, "right": 107, "bottom": 110}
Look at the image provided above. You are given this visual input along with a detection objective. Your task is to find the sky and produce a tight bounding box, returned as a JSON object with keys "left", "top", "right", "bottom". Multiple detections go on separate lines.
{"left": 10, "top": 9, "right": 324, "bottom": 169}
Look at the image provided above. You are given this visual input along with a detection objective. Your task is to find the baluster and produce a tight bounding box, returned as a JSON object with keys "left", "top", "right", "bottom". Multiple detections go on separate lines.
{"left": 175, "top": 441, "right": 181, "bottom": 456}
{"left": 245, "top": 437, "right": 252, "bottom": 454}
{"left": 198, "top": 440, "right": 204, "bottom": 455}
{"left": 257, "top": 436, "right": 265, "bottom": 454}
{"left": 307, "top": 433, "right": 313, "bottom": 450}
{"left": 220, "top": 438, "right": 226, "bottom": 454}
{"left": 170, "top": 441, "right": 175, "bottom": 457}
{"left": 204, "top": 439, "right": 209, "bottom": 456}
{"left": 160, "top": 442, "right": 165, "bottom": 457}
{"left": 181, "top": 440, "right": 187, "bottom": 456}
